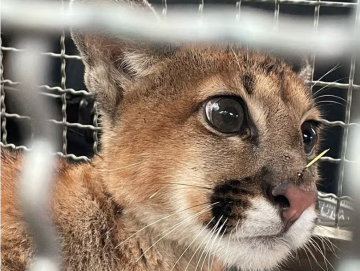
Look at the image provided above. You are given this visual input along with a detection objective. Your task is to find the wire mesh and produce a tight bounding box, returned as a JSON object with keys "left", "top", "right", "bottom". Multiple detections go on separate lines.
{"left": 1, "top": 1, "right": 359, "bottom": 269}
{"left": 0, "top": 0, "right": 360, "bottom": 270}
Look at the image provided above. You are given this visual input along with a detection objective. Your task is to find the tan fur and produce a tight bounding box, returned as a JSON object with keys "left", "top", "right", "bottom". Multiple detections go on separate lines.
{"left": 1, "top": 0, "right": 322, "bottom": 270}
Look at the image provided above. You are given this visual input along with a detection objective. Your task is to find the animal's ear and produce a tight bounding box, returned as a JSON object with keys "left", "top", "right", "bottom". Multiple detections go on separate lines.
{"left": 277, "top": 52, "right": 313, "bottom": 85}
{"left": 286, "top": 55, "right": 313, "bottom": 85}
{"left": 270, "top": 49, "right": 313, "bottom": 85}
{"left": 70, "top": 0, "right": 168, "bottom": 123}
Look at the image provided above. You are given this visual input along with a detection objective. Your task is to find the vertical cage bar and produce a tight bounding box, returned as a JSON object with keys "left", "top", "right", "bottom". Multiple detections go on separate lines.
{"left": 9, "top": 35, "right": 61, "bottom": 271}
{"left": 0, "top": 46, "right": 8, "bottom": 144}
{"left": 273, "top": 0, "right": 280, "bottom": 31}
{"left": 235, "top": 1, "right": 241, "bottom": 22}
{"left": 336, "top": 0, "right": 360, "bottom": 227}
{"left": 199, "top": 0, "right": 204, "bottom": 20}
{"left": 162, "top": 0, "right": 167, "bottom": 19}
{"left": 60, "top": 0, "right": 67, "bottom": 155}
{"left": 92, "top": 101, "right": 99, "bottom": 155}
{"left": 310, "top": 1, "right": 320, "bottom": 82}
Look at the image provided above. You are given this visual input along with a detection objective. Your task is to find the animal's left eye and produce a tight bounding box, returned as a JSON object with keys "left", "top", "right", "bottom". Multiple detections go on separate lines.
{"left": 301, "top": 121, "right": 318, "bottom": 156}
{"left": 205, "top": 97, "right": 245, "bottom": 134}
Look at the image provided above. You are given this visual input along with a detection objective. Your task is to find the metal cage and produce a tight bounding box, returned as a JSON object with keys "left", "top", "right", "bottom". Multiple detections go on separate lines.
{"left": 1, "top": 0, "right": 359, "bottom": 270}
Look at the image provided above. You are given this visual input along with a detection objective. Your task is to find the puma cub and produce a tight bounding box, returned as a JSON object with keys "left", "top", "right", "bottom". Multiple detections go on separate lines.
{"left": 1, "top": 0, "right": 322, "bottom": 270}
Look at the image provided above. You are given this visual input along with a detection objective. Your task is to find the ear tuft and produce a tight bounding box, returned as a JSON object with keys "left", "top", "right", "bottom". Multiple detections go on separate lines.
{"left": 274, "top": 52, "right": 313, "bottom": 85}
{"left": 70, "top": 0, "right": 165, "bottom": 124}
{"left": 285, "top": 55, "right": 313, "bottom": 85}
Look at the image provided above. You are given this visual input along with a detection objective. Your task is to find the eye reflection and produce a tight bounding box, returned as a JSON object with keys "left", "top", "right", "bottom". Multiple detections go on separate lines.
{"left": 205, "top": 97, "right": 245, "bottom": 134}
{"left": 301, "top": 122, "right": 318, "bottom": 156}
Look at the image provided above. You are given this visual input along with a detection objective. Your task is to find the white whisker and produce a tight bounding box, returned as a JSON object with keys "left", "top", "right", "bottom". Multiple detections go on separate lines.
{"left": 136, "top": 204, "right": 215, "bottom": 262}
{"left": 312, "top": 76, "right": 348, "bottom": 97}
{"left": 114, "top": 202, "right": 214, "bottom": 249}
{"left": 205, "top": 220, "right": 227, "bottom": 271}
{"left": 306, "top": 242, "right": 325, "bottom": 271}
{"left": 185, "top": 221, "right": 219, "bottom": 271}
{"left": 314, "top": 231, "right": 341, "bottom": 255}
{"left": 169, "top": 217, "right": 215, "bottom": 271}
{"left": 195, "top": 218, "right": 222, "bottom": 271}
{"left": 315, "top": 100, "right": 346, "bottom": 107}
{"left": 310, "top": 238, "right": 335, "bottom": 271}
{"left": 311, "top": 64, "right": 341, "bottom": 88}
{"left": 302, "top": 244, "right": 313, "bottom": 270}
{"left": 235, "top": 218, "right": 241, "bottom": 244}
{"left": 210, "top": 225, "right": 227, "bottom": 270}
{"left": 230, "top": 46, "right": 242, "bottom": 71}
{"left": 97, "top": 161, "right": 141, "bottom": 172}
{"left": 314, "top": 94, "right": 347, "bottom": 103}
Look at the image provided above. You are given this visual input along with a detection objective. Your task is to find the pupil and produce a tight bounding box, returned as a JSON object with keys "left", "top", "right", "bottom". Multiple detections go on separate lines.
{"left": 303, "top": 130, "right": 312, "bottom": 144}
{"left": 220, "top": 108, "right": 238, "bottom": 124}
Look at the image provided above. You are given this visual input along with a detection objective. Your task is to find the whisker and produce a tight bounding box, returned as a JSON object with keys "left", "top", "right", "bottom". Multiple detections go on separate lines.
{"left": 313, "top": 227, "right": 342, "bottom": 253}
{"left": 317, "top": 236, "right": 332, "bottom": 256}
{"left": 97, "top": 162, "right": 141, "bottom": 172}
{"left": 287, "top": 251, "right": 296, "bottom": 262}
{"left": 294, "top": 249, "right": 300, "bottom": 262}
{"left": 210, "top": 224, "right": 227, "bottom": 270}
{"left": 146, "top": 182, "right": 212, "bottom": 199}
{"left": 205, "top": 219, "right": 227, "bottom": 271}
{"left": 196, "top": 218, "right": 222, "bottom": 271}
{"left": 208, "top": 218, "right": 228, "bottom": 270}
{"left": 323, "top": 237, "right": 341, "bottom": 256}
{"left": 230, "top": 46, "right": 242, "bottom": 71}
{"left": 302, "top": 244, "right": 313, "bottom": 270}
{"left": 149, "top": 189, "right": 162, "bottom": 199}
{"left": 312, "top": 76, "right": 348, "bottom": 97}
{"left": 311, "top": 64, "right": 341, "bottom": 88}
{"left": 309, "top": 238, "right": 328, "bottom": 271}
{"left": 314, "top": 94, "right": 347, "bottom": 103}
{"left": 226, "top": 228, "right": 233, "bottom": 253}
{"left": 150, "top": 185, "right": 213, "bottom": 199}
{"left": 313, "top": 235, "right": 340, "bottom": 258}
{"left": 305, "top": 242, "right": 325, "bottom": 271}
{"left": 122, "top": 181, "right": 212, "bottom": 190}
{"left": 235, "top": 218, "right": 242, "bottom": 244}
{"left": 170, "top": 217, "right": 215, "bottom": 271}
{"left": 135, "top": 203, "right": 216, "bottom": 262}
{"left": 158, "top": 182, "right": 211, "bottom": 190}
{"left": 310, "top": 238, "right": 335, "bottom": 271}
{"left": 114, "top": 202, "right": 213, "bottom": 249}
{"left": 185, "top": 221, "right": 219, "bottom": 271}
{"left": 153, "top": 206, "right": 213, "bottom": 239}
{"left": 315, "top": 100, "right": 346, "bottom": 107}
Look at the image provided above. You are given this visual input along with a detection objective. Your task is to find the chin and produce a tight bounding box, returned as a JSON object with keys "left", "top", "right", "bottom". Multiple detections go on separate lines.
{"left": 201, "top": 198, "right": 317, "bottom": 271}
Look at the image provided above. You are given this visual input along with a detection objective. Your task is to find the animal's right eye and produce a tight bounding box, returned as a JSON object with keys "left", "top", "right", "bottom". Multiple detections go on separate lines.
{"left": 205, "top": 97, "right": 245, "bottom": 134}
{"left": 301, "top": 121, "right": 318, "bottom": 156}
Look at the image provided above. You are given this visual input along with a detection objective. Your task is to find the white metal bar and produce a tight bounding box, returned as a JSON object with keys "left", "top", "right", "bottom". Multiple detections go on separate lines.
{"left": 1, "top": 46, "right": 82, "bottom": 60}
{"left": 1, "top": 46, "right": 8, "bottom": 144}
{"left": 0, "top": 142, "right": 90, "bottom": 161}
{"left": 7, "top": 35, "right": 61, "bottom": 271}
{"left": 1, "top": 0, "right": 359, "bottom": 56}
{"left": 60, "top": 1, "right": 68, "bottom": 156}
{"left": 336, "top": 0, "right": 360, "bottom": 227}
{"left": 240, "top": 0, "right": 357, "bottom": 8}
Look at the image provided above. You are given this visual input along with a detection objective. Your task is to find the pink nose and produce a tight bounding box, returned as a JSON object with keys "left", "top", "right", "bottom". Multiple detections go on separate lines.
{"left": 271, "top": 182, "right": 317, "bottom": 231}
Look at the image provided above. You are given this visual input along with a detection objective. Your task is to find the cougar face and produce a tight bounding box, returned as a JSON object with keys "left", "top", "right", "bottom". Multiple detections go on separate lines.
{"left": 71, "top": 1, "right": 321, "bottom": 270}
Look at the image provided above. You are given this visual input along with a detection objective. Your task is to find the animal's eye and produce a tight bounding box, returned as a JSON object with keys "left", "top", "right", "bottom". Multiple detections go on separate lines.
{"left": 301, "top": 121, "right": 318, "bottom": 156}
{"left": 205, "top": 97, "right": 245, "bottom": 134}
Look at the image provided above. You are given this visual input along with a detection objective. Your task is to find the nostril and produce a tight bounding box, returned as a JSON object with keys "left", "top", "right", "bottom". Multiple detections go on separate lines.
{"left": 266, "top": 187, "right": 290, "bottom": 209}
{"left": 269, "top": 182, "right": 318, "bottom": 231}
{"left": 274, "top": 195, "right": 290, "bottom": 210}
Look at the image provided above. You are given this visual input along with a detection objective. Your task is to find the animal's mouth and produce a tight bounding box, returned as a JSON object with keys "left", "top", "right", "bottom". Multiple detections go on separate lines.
{"left": 245, "top": 233, "right": 285, "bottom": 241}
{"left": 232, "top": 226, "right": 287, "bottom": 240}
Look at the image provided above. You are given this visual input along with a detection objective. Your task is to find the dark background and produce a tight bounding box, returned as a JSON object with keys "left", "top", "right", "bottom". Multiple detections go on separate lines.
{"left": 1, "top": 0, "right": 360, "bottom": 195}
